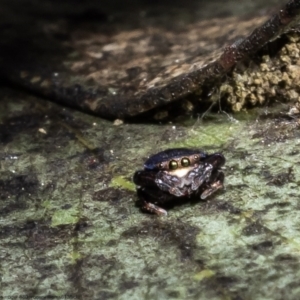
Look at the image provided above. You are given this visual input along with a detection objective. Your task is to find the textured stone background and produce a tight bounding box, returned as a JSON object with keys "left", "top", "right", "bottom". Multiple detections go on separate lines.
{"left": 1, "top": 1, "right": 300, "bottom": 299}
{"left": 2, "top": 87, "right": 300, "bottom": 299}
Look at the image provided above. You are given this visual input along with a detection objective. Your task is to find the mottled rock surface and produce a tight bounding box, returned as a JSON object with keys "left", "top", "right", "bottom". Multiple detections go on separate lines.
{"left": 2, "top": 1, "right": 300, "bottom": 299}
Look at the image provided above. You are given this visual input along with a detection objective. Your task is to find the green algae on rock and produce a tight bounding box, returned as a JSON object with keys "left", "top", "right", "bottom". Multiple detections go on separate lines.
{"left": 1, "top": 87, "right": 300, "bottom": 299}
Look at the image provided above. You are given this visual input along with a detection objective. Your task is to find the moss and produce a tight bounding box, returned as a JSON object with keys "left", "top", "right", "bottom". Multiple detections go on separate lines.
{"left": 51, "top": 207, "right": 79, "bottom": 227}
{"left": 193, "top": 269, "right": 215, "bottom": 281}
{"left": 68, "top": 251, "right": 82, "bottom": 264}
{"left": 110, "top": 175, "right": 136, "bottom": 192}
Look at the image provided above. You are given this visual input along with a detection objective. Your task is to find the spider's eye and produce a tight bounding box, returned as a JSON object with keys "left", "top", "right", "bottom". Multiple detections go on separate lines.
{"left": 169, "top": 160, "right": 178, "bottom": 170}
{"left": 181, "top": 157, "right": 190, "bottom": 167}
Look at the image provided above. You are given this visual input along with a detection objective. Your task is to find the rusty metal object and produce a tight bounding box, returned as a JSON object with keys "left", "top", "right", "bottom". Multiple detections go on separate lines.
{"left": 1, "top": 0, "right": 300, "bottom": 119}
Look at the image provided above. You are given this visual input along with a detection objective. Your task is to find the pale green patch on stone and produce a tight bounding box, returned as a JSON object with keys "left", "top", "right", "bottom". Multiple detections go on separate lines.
{"left": 110, "top": 175, "right": 136, "bottom": 191}
{"left": 193, "top": 269, "right": 215, "bottom": 281}
{"left": 68, "top": 251, "right": 82, "bottom": 264}
{"left": 51, "top": 207, "right": 79, "bottom": 227}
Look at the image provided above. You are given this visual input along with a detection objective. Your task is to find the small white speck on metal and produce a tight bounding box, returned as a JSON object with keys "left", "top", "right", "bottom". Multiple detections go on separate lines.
{"left": 38, "top": 128, "right": 47, "bottom": 134}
